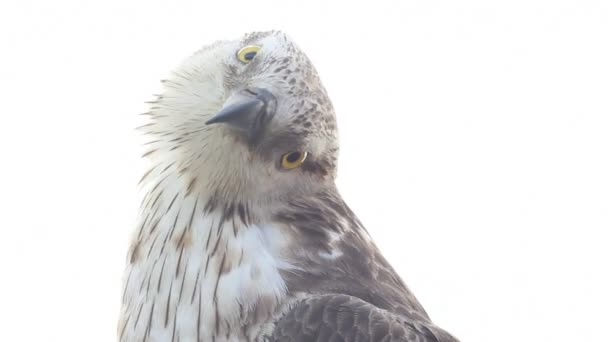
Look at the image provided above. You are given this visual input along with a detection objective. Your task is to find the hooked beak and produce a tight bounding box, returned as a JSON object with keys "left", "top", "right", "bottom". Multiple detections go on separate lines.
{"left": 205, "top": 88, "right": 276, "bottom": 142}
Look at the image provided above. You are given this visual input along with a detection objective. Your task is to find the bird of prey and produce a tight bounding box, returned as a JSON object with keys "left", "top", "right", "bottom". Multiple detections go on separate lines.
{"left": 119, "top": 31, "right": 459, "bottom": 342}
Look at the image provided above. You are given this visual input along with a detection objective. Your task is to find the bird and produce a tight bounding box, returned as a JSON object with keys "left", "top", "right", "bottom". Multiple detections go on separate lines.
{"left": 119, "top": 31, "right": 459, "bottom": 342}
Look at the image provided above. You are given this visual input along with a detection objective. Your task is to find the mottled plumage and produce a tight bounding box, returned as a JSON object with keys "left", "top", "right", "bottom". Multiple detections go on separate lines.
{"left": 119, "top": 31, "right": 458, "bottom": 342}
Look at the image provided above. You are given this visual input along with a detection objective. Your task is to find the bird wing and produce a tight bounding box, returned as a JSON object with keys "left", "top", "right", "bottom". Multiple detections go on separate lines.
{"left": 270, "top": 294, "right": 458, "bottom": 342}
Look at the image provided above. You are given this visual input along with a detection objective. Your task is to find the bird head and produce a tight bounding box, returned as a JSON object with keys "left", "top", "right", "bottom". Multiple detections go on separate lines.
{"left": 142, "top": 31, "right": 339, "bottom": 206}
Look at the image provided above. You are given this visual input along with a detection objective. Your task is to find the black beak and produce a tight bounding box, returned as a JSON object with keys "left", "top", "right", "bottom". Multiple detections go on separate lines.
{"left": 205, "top": 88, "right": 276, "bottom": 142}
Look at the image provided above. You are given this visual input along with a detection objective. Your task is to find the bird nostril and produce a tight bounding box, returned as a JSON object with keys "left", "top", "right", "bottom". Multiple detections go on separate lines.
{"left": 244, "top": 88, "right": 258, "bottom": 96}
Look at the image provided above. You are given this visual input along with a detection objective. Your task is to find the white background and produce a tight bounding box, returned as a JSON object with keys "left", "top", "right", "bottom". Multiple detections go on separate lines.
{"left": 1, "top": 1, "right": 607, "bottom": 341}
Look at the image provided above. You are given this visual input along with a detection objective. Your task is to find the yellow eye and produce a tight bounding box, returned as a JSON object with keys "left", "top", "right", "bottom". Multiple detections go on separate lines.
{"left": 281, "top": 151, "right": 308, "bottom": 170}
{"left": 237, "top": 45, "right": 261, "bottom": 63}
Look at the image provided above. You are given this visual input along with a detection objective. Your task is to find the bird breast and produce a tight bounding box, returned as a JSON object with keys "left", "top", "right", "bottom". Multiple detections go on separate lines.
{"left": 119, "top": 177, "right": 293, "bottom": 342}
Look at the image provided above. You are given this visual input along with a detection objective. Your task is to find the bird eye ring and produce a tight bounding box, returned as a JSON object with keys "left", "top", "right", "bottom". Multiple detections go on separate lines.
{"left": 237, "top": 45, "right": 261, "bottom": 63}
{"left": 281, "top": 151, "right": 308, "bottom": 170}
